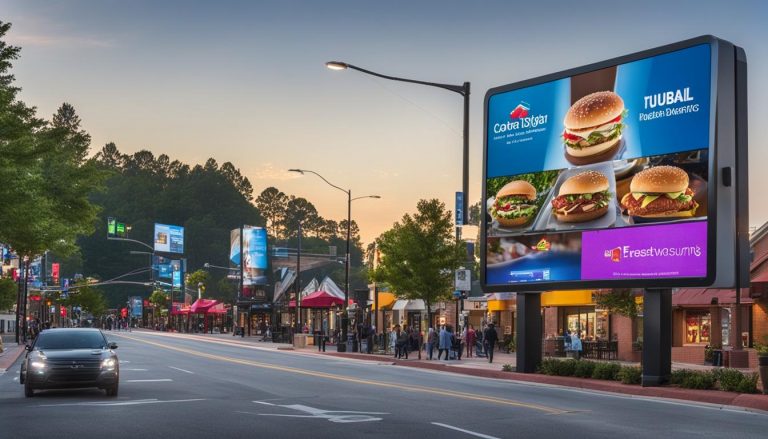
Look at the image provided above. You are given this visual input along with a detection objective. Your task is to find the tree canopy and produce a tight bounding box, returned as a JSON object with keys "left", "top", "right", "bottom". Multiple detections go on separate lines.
{"left": 373, "top": 199, "right": 464, "bottom": 323}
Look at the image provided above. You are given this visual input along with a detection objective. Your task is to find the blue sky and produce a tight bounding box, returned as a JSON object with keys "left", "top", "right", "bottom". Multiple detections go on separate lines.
{"left": 2, "top": 0, "right": 767, "bottom": 242}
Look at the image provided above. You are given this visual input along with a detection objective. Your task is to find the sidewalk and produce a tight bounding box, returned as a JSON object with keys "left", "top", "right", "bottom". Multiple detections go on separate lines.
{"left": 177, "top": 331, "right": 768, "bottom": 413}
{"left": 0, "top": 343, "right": 24, "bottom": 372}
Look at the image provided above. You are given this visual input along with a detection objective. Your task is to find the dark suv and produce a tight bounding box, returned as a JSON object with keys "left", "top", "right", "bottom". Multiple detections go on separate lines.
{"left": 20, "top": 328, "right": 119, "bottom": 397}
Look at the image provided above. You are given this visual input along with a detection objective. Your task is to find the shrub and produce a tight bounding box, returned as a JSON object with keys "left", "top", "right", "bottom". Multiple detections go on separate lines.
{"left": 679, "top": 371, "right": 716, "bottom": 390}
{"left": 573, "top": 360, "right": 596, "bottom": 378}
{"left": 538, "top": 358, "right": 561, "bottom": 376}
{"left": 501, "top": 364, "right": 514, "bottom": 372}
{"left": 618, "top": 366, "right": 642, "bottom": 385}
{"left": 734, "top": 373, "right": 759, "bottom": 394}
{"left": 714, "top": 368, "right": 745, "bottom": 392}
{"left": 670, "top": 369, "right": 693, "bottom": 385}
{"left": 592, "top": 362, "right": 621, "bottom": 380}
{"left": 558, "top": 359, "right": 578, "bottom": 376}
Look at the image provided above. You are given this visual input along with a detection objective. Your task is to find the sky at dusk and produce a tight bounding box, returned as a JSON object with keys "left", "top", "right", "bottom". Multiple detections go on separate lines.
{"left": 2, "top": 0, "right": 767, "bottom": 244}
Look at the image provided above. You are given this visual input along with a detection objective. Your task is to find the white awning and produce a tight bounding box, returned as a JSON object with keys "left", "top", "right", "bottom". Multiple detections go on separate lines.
{"left": 392, "top": 299, "right": 426, "bottom": 311}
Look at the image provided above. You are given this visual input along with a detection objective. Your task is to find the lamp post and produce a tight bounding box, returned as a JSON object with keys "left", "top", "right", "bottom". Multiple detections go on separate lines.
{"left": 288, "top": 168, "right": 380, "bottom": 348}
{"left": 326, "top": 60, "right": 470, "bottom": 236}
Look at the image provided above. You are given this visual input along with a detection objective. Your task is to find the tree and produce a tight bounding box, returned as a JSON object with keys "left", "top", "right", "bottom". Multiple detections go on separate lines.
{"left": 69, "top": 283, "right": 107, "bottom": 318}
{"left": 186, "top": 269, "right": 210, "bottom": 298}
{"left": 149, "top": 289, "right": 167, "bottom": 309}
{"left": 255, "top": 187, "right": 288, "bottom": 239}
{"left": 0, "top": 277, "right": 16, "bottom": 311}
{"left": 373, "top": 199, "right": 464, "bottom": 325}
{"left": 593, "top": 289, "right": 640, "bottom": 319}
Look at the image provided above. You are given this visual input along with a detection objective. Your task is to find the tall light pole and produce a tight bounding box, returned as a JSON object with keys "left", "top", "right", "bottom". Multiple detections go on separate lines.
{"left": 326, "top": 60, "right": 470, "bottom": 237}
{"left": 289, "top": 168, "right": 380, "bottom": 347}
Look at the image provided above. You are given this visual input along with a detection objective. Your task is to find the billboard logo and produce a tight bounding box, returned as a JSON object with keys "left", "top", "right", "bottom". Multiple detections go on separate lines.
{"left": 534, "top": 238, "right": 551, "bottom": 252}
{"left": 510, "top": 102, "right": 530, "bottom": 119}
{"left": 604, "top": 247, "right": 622, "bottom": 262}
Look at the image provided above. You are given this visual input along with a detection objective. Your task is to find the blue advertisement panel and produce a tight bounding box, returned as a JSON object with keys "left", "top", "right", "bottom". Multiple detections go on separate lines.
{"left": 484, "top": 43, "right": 714, "bottom": 289}
{"left": 129, "top": 296, "right": 143, "bottom": 317}
{"left": 154, "top": 223, "right": 185, "bottom": 254}
{"left": 242, "top": 226, "right": 268, "bottom": 286}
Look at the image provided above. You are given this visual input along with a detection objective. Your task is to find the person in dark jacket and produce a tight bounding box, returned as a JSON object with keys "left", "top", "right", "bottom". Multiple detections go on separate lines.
{"left": 484, "top": 323, "right": 499, "bottom": 363}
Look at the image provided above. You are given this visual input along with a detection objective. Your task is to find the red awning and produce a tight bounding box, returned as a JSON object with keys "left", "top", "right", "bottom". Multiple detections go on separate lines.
{"left": 190, "top": 299, "right": 219, "bottom": 313}
{"left": 289, "top": 291, "right": 350, "bottom": 308}
{"left": 673, "top": 288, "right": 754, "bottom": 306}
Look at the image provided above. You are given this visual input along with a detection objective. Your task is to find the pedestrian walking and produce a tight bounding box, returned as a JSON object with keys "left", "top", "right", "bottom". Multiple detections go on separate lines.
{"left": 465, "top": 325, "right": 476, "bottom": 358}
{"left": 570, "top": 331, "right": 583, "bottom": 360}
{"left": 438, "top": 325, "right": 451, "bottom": 360}
{"left": 397, "top": 327, "right": 410, "bottom": 359}
{"left": 390, "top": 325, "right": 400, "bottom": 358}
{"left": 426, "top": 327, "right": 436, "bottom": 360}
{"left": 484, "top": 323, "right": 499, "bottom": 363}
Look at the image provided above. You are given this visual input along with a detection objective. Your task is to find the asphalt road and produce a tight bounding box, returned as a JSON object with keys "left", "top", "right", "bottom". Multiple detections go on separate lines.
{"left": 1, "top": 330, "right": 766, "bottom": 439}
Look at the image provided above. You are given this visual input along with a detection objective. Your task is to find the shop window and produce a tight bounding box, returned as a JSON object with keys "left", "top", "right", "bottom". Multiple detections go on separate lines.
{"left": 685, "top": 310, "right": 711, "bottom": 344}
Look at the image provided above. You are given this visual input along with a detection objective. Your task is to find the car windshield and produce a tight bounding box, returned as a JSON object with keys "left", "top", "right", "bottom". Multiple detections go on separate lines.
{"left": 34, "top": 331, "right": 107, "bottom": 350}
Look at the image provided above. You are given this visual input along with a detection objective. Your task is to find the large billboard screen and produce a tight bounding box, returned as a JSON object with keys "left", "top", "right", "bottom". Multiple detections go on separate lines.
{"left": 242, "top": 226, "right": 268, "bottom": 286}
{"left": 154, "top": 223, "right": 184, "bottom": 254}
{"left": 483, "top": 41, "right": 719, "bottom": 291}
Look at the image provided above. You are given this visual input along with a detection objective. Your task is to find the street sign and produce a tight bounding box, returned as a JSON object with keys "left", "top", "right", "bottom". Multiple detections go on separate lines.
{"left": 454, "top": 269, "right": 471, "bottom": 291}
{"left": 107, "top": 217, "right": 116, "bottom": 237}
{"left": 455, "top": 192, "right": 464, "bottom": 225}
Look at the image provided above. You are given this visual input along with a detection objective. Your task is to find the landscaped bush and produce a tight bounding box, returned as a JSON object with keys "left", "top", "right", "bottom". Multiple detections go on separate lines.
{"left": 592, "top": 362, "right": 621, "bottom": 380}
{"left": 679, "top": 371, "right": 716, "bottom": 390}
{"left": 734, "top": 373, "right": 759, "bottom": 394}
{"left": 618, "top": 366, "right": 642, "bottom": 385}
{"left": 713, "top": 368, "right": 745, "bottom": 392}
{"left": 558, "top": 359, "right": 578, "bottom": 376}
{"left": 538, "top": 358, "right": 561, "bottom": 376}
{"left": 573, "top": 360, "right": 596, "bottom": 378}
{"left": 670, "top": 369, "right": 693, "bottom": 385}
{"left": 501, "top": 364, "right": 514, "bottom": 372}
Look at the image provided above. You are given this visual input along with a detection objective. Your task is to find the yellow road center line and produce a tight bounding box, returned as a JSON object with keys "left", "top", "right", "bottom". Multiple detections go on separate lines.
{"left": 115, "top": 333, "right": 564, "bottom": 414}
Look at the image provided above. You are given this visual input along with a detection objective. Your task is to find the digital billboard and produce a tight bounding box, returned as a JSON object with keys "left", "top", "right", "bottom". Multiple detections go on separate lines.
{"left": 482, "top": 39, "right": 727, "bottom": 291}
{"left": 154, "top": 223, "right": 184, "bottom": 254}
{"left": 242, "top": 226, "right": 268, "bottom": 286}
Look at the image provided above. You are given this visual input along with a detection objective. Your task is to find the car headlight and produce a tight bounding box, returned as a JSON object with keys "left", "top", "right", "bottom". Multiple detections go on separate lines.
{"left": 30, "top": 360, "right": 46, "bottom": 369}
{"left": 101, "top": 358, "right": 117, "bottom": 370}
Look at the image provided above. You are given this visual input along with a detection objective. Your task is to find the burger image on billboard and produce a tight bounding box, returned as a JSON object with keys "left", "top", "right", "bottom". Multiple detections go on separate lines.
{"left": 490, "top": 180, "right": 538, "bottom": 227}
{"left": 551, "top": 170, "right": 611, "bottom": 223}
{"left": 562, "top": 91, "right": 626, "bottom": 165}
{"left": 620, "top": 165, "right": 698, "bottom": 218}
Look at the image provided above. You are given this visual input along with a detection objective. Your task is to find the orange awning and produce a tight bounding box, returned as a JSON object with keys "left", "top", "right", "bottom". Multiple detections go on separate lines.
{"left": 541, "top": 290, "right": 594, "bottom": 307}
{"left": 376, "top": 292, "right": 396, "bottom": 310}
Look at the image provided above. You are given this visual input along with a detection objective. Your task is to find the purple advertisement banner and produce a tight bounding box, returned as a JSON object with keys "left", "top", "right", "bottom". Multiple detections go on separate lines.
{"left": 581, "top": 221, "right": 707, "bottom": 280}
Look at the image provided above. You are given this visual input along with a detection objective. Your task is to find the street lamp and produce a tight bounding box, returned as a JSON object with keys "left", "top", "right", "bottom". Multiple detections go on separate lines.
{"left": 325, "top": 61, "right": 470, "bottom": 232}
{"left": 289, "top": 168, "right": 380, "bottom": 347}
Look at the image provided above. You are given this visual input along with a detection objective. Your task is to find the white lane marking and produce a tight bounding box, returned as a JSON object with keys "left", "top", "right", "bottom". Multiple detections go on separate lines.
{"left": 13, "top": 377, "right": 19, "bottom": 381}
{"left": 118, "top": 360, "right": 130, "bottom": 364}
{"left": 253, "top": 401, "right": 275, "bottom": 406}
{"left": 37, "top": 398, "right": 205, "bottom": 407}
{"left": 431, "top": 422, "right": 500, "bottom": 439}
{"left": 125, "top": 379, "right": 173, "bottom": 382}
{"left": 123, "top": 368, "right": 147, "bottom": 371}
{"left": 168, "top": 366, "right": 194, "bottom": 374}
{"left": 254, "top": 403, "right": 388, "bottom": 423}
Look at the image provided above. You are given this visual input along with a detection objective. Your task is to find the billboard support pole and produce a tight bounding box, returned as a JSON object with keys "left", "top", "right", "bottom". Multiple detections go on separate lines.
{"left": 641, "top": 288, "right": 672, "bottom": 386}
{"left": 515, "top": 292, "right": 541, "bottom": 373}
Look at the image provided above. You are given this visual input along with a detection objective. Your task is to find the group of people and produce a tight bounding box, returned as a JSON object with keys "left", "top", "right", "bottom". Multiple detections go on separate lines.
{"left": 390, "top": 322, "right": 501, "bottom": 363}
{"left": 564, "top": 329, "right": 583, "bottom": 359}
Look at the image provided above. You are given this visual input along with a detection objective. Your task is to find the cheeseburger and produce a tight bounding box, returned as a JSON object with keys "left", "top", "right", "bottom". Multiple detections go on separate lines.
{"left": 551, "top": 170, "right": 611, "bottom": 223}
{"left": 562, "top": 91, "right": 626, "bottom": 165}
{"left": 491, "top": 180, "right": 538, "bottom": 227}
{"left": 620, "top": 166, "right": 698, "bottom": 217}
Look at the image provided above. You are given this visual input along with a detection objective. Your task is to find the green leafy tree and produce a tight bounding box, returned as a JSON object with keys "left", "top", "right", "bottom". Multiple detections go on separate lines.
{"left": 373, "top": 199, "right": 464, "bottom": 324}
{"left": 255, "top": 187, "right": 288, "bottom": 239}
{"left": 593, "top": 289, "right": 640, "bottom": 319}
{"left": 149, "top": 289, "right": 167, "bottom": 309}
{"left": 69, "top": 283, "right": 107, "bottom": 317}
{"left": 186, "top": 269, "right": 210, "bottom": 298}
{"left": 0, "top": 277, "right": 16, "bottom": 311}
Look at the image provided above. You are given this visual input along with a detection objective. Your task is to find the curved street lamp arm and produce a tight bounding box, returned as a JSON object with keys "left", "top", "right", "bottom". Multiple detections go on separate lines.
{"left": 108, "top": 236, "right": 155, "bottom": 252}
{"left": 345, "top": 63, "right": 467, "bottom": 96}
{"left": 299, "top": 169, "right": 349, "bottom": 196}
{"left": 351, "top": 195, "right": 380, "bottom": 201}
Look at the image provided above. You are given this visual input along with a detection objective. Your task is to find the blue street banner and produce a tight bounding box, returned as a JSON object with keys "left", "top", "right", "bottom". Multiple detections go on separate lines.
{"left": 455, "top": 192, "right": 464, "bottom": 225}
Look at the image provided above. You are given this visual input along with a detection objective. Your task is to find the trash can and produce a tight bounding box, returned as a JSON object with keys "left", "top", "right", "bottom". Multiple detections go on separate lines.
{"left": 712, "top": 350, "right": 723, "bottom": 367}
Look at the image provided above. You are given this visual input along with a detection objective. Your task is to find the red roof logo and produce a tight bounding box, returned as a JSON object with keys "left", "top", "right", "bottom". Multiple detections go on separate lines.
{"left": 510, "top": 102, "right": 530, "bottom": 119}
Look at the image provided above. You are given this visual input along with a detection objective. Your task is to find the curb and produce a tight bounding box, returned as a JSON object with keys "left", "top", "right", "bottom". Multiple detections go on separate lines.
{"left": 319, "top": 351, "right": 768, "bottom": 413}
{"left": 0, "top": 345, "right": 25, "bottom": 372}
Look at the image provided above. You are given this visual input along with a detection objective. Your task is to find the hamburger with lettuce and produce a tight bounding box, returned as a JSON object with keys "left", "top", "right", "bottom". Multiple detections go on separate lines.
{"left": 620, "top": 165, "right": 698, "bottom": 218}
{"left": 562, "top": 91, "right": 627, "bottom": 165}
{"left": 490, "top": 180, "right": 538, "bottom": 227}
{"left": 551, "top": 170, "right": 612, "bottom": 223}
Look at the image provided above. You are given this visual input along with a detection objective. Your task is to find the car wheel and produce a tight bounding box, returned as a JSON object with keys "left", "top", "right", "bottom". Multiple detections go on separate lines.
{"left": 24, "top": 380, "right": 34, "bottom": 398}
{"left": 19, "top": 369, "right": 24, "bottom": 385}
{"left": 105, "top": 383, "right": 118, "bottom": 397}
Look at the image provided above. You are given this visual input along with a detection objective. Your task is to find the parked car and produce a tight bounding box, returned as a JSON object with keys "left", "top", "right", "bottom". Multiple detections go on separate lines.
{"left": 20, "top": 328, "right": 119, "bottom": 397}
